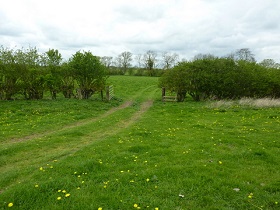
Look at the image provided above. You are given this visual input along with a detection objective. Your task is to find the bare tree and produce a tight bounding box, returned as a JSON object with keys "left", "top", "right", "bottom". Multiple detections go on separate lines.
{"left": 135, "top": 54, "right": 143, "bottom": 68}
{"left": 193, "top": 53, "right": 216, "bottom": 61}
{"left": 101, "top": 56, "right": 113, "bottom": 68}
{"left": 259, "top": 59, "right": 280, "bottom": 69}
{"left": 116, "top": 51, "right": 133, "bottom": 74}
{"left": 143, "top": 50, "right": 157, "bottom": 72}
{"left": 234, "top": 48, "right": 256, "bottom": 62}
{"left": 162, "top": 52, "right": 179, "bottom": 69}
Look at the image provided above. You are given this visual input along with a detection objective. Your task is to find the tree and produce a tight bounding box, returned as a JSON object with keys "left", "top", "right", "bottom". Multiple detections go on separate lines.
{"left": 159, "top": 62, "right": 189, "bottom": 102}
{"left": 162, "top": 52, "right": 179, "bottom": 69}
{"left": 0, "top": 46, "right": 19, "bottom": 100}
{"left": 234, "top": 48, "right": 256, "bottom": 62}
{"left": 143, "top": 50, "right": 157, "bottom": 76}
{"left": 101, "top": 56, "right": 113, "bottom": 68}
{"left": 15, "top": 47, "right": 45, "bottom": 100}
{"left": 44, "top": 49, "right": 63, "bottom": 99}
{"left": 135, "top": 54, "right": 143, "bottom": 68}
{"left": 69, "top": 51, "right": 107, "bottom": 99}
{"left": 116, "top": 51, "right": 133, "bottom": 74}
{"left": 60, "top": 62, "right": 75, "bottom": 98}
{"left": 259, "top": 59, "right": 279, "bottom": 69}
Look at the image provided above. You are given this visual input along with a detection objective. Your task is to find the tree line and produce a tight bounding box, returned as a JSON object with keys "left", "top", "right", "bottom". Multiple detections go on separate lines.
{"left": 0, "top": 46, "right": 107, "bottom": 100}
{"left": 160, "top": 49, "right": 280, "bottom": 101}
{"left": 101, "top": 50, "right": 179, "bottom": 76}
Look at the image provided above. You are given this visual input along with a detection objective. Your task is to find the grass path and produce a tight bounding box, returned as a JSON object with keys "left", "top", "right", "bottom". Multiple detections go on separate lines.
{"left": 0, "top": 84, "right": 159, "bottom": 195}
{"left": 10, "top": 100, "right": 134, "bottom": 143}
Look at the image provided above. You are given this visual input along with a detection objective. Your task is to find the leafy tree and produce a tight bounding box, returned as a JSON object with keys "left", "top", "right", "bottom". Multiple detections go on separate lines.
{"left": 60, "top": 62, "right": 75, "bottom": 98}
{"left": 69, "top": 51, "right": 107, "bottom": 99}
{"left": 0, "top": 47, "right": 20, "bottom": 100}
{"left": 159, "top": 62, "right": 189, "bottom": 102}
{"left": 44, "top": 49, "right": 63, "bottom": 99}
{"left": 15, "top": 47, "right": 45, "bottom": 99}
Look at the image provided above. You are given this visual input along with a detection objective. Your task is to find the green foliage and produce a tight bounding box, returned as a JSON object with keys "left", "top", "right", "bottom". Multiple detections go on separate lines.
{"left": 69, "top": 51, "right": 107, "bottom": 99}
{"left": 160, "top": 57, "right": 280, "bottom": 101}
{"left": 0, "top": 47, "right": 109, "bottom": 100}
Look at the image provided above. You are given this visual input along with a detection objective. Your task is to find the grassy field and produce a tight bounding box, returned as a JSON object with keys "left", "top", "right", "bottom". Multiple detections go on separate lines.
{"left": 0, "top": 75, "right": 279, "bottom": 210}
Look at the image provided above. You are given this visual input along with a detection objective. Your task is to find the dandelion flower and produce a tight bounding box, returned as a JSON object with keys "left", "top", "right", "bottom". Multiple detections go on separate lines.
{"left": 35, "top": 184, "right": 39, "bottom": 188}
{"left": 155, "top": 208, "right": 159, "bottom": 210}
{"left": 134, "top": 204, "right": 138, "bottom": 208}
{"left": 218, "top": 161, "right": 222, "bottom": 164}
{"left": 39, "top": 167, "right": 43, "bottom": 171}
{"left": 146, "top": 178, "right": 150, "bottom": 182}
{"left": 65, "top": 193, "right": 70, "bottom": 197}
{"left": 98, "top": 208, "right": 102, "bottom": 210}
{"left": 62, "top": 190, "right": 66, "bottom": 193}
{"left": 8, "top": 203, "right": 13, "bottom": 207}
{"left": 57, "top": 197, "right": 62, "bottom": 200}
{"left": 248, "top": 193, "right": 253, "bottom": 199}
{"left": 57, "top": 190, "right": 61, "bottom": 192}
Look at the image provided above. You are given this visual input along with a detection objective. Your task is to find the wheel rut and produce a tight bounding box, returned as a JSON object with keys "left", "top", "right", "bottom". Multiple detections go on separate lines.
{"left": 10, "top": 100, "right": 134, "bottom": 143}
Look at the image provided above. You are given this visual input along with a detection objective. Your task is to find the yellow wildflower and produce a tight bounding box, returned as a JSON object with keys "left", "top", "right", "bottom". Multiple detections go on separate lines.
{"left": 8, "top": 203, "right": 13, "bottom": 207}
{"left": 65, "top": 193, "right": 70, "bottom": 197}
{"left": 248, "top": 193, "right": 253, "bottom": 199}
{"left": 98, "top": 208, "right": 102, "bottom": 210}
{"left": 57, "top": 197, "right": 62, "bottom": 200}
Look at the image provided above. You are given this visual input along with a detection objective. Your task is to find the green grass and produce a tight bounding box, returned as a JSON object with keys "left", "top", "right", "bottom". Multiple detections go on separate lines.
{"left": 0, "top": 76, "right": 280, "bottom": 209}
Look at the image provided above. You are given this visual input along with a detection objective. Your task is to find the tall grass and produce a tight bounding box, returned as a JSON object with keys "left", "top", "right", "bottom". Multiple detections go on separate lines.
{"left": 208, "top": 97, "right": 280, "bottom": 108}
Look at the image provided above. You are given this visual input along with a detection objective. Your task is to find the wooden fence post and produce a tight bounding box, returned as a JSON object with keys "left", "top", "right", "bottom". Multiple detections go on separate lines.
{"left": 162, "top": 87, "right": 166, "bottom": 101}
{"left": 106, "top": 85, "right": 114, "bottom": 101}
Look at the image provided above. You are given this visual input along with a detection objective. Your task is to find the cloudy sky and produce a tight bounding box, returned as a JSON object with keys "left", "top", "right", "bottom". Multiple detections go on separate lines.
{"left": 1, "top": 0, "right": 280, "bottom": 62}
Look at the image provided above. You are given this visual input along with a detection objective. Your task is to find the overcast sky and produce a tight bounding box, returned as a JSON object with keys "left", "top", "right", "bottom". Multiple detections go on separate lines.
{"left": 1, "top": 0, "right": 280, "bottom": 62}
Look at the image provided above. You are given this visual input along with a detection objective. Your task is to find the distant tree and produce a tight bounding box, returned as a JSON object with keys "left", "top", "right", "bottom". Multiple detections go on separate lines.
{"left": 193, "top": 53, "right": 216, "bottom": 61}
{"left": 162, "top": 52, "right": 179, "bottom": 69}
{"left": 101, "top": 56, "right": 113, "bottom": 68}
{"left": 116, "top": 51, "right": 133, "bottom": 74}
{"left": 234, "top": 48, "right": 256, "bottom": 62}
{"left": 69, "top": 51, "right": 107, "bottom": 99}
{"left": 143, "top": 50, "right": 157, "bottom": 76}
{"left": 135, "top": 54, "right": 143, "bottom": 68}
{"left": 259, "top": 59, "right": 278, "bottom": 69}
